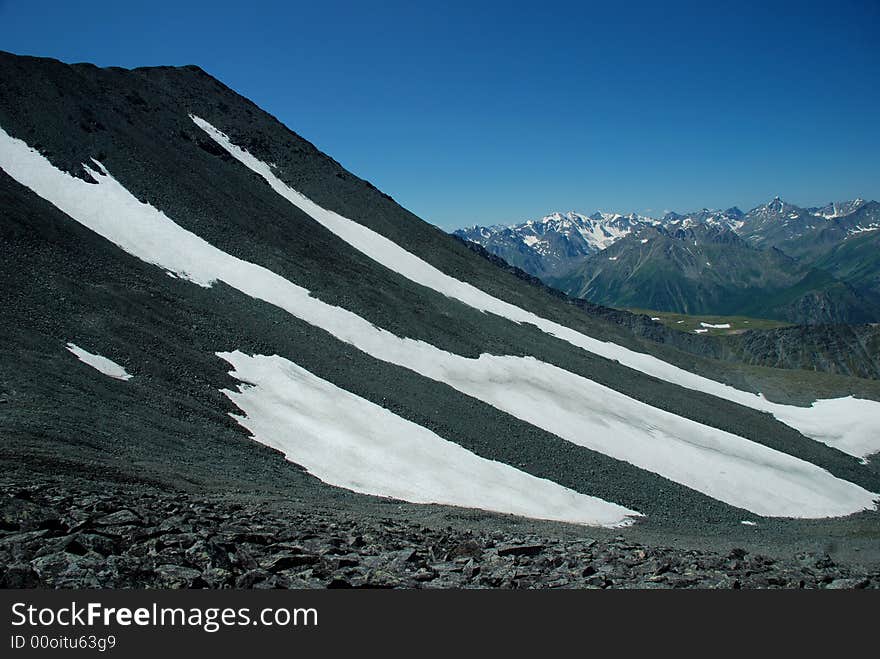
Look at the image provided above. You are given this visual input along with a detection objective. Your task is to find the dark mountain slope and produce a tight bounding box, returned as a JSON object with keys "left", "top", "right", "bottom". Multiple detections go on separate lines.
{"left": 730, "top": 324, "right": 880, "bottom": 378}
{"left": 5, "top": 50, "right": 876, "bottom": 407}
{"left": 1, "top": 52, "right": 879, "bottom": 546}
{"left": 5, "top": 150, "right": 792, "bottom": 531}
{"left": 5, "top": 172, "right": 756, "bottom": 526}
{"left": 8, "top": 160, "right": 877, "bottom": 521}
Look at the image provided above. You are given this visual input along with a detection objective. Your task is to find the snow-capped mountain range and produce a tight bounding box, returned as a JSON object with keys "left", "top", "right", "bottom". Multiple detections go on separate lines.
{"left": 456, "top": 211, "right": 650, "bottom": 276}
{"left": 455, "top": 197, "right": 880, "bottom": 324}
{"left": 456, "top": 198, "right": 874, "bottom": 273}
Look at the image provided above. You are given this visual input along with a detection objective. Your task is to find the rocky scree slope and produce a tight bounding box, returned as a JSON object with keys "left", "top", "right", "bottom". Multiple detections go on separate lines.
{"left": 2, "top": 479, "right": 878, "bottom": 590}
{"left": 1, "top": 52, "right": 880, "bottom": 568}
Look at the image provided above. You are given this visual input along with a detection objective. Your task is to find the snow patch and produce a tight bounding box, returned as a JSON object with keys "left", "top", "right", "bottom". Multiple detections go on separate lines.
{"left": 217, "top": 351, "right": 640, "bottom": 527}
{"left": 66, "top": 343, "right": 132, "bottom": 381}
{"left": 700, "top": 322, "right": 731, "bottom": 329}
{"left": 4, "top": 126, "right": 876, "bottom": 517}
{"left": 848, "top": 226, "right": 880, "bottom": 236}
{"left": 191, "top": 117, "right": 880, "bottom": 459}
{"left": 694, "top": 329, "right": 709, "bottom": 334}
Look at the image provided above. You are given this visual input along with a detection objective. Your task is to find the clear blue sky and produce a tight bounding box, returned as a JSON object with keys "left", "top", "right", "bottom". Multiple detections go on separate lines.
{"left": 1, "top": 0, "right": 878, "bottom": 229}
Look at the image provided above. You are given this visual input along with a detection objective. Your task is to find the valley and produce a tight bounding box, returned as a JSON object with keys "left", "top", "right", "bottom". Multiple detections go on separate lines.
{"left": 624, "top": 310, "right": 792, "bottom": 336}
{"left": 459, "top": 200, "right": 880, "bottom": 325}
{"left": 1, "top": 51, "right": 879, "bottom": 588}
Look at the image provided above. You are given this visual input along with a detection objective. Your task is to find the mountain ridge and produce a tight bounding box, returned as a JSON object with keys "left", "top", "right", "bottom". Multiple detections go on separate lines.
{"left": 2, "top": 52, "right": 880, "bottom": 576}
{"left": 456, "top": 196, "right": 879, "bottom": 323}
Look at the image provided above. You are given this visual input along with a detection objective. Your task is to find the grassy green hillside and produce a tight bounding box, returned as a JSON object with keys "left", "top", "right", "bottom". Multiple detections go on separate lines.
{"left": 626, "top": 308, "right": 792, "bottom": 336}
{"left": 812, "top": 230, "right": 880, "bottom": 305}
{"left": 548, "top": 225, "right": 877, "bottom": 324}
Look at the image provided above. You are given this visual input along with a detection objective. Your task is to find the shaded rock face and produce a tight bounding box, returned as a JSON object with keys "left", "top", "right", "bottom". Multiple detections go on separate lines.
{"left": 731, "top": 324, "right": 880, "bottom": 379}
{"left": 1, "top": 481, "right": 877, "bottom": 590}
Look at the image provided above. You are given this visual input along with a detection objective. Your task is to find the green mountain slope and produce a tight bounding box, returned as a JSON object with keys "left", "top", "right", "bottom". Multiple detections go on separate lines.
{"left": 547, "top": 224, "right": 877, "bottom": 324}
{"left": 812, "top": 228, "right": 880, "bottom": 305}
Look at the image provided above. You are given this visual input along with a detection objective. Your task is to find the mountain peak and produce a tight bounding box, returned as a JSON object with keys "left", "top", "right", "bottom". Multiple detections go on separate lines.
{"left": 747, "top": 196, "right": 800, "bottom": 219}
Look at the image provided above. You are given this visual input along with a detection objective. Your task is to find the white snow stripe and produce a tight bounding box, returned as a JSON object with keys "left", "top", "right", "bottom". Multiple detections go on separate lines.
{"left": 191, "top": 116, "right": 880, "bottom": 460}
{"left": 218, "top": 351, "right": 640, "bottom": 527}
{"left": 1, "top": 125, "right": 876, "bottom": 517}
{"left": 65, "top": 343, "right": 132, "bottom": 381}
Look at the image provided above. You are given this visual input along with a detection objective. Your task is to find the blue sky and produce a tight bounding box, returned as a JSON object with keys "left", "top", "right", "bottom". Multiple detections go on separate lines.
{"left": 1, "top": 0, "right": 878, "bottom": 229}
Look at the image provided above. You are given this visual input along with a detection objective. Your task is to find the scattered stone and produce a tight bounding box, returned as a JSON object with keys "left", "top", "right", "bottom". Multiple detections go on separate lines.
{"left": 263, "top": 552, "right": 319, "bottom": 572}
{"left": 94, "top": 509, "right": 142, "bottom": 526}
{"left": 825, "top": 578, "right": 867, "bottom": 589}
{"left": 1, "top": 481, "right": 877, "bottom": 590}
{"left": 497, "top": 543, "right": 544, "bottom": 557}
{"left": 448, "top": 540, "right": 483, "bottom": 560}
{"left": 0, "top": 563, "right": 40, "bottom": 588}
{"left": 154, "top": 564, "right": 205, "bottom": 588}
{"left": 235, "top": 569, "right": 271, "bottom": 589}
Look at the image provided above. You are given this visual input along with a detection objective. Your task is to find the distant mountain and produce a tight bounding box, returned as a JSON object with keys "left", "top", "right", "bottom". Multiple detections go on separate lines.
{"left": 808, "top": 198, "right": 866, "bottom": 219}
{"left": 458, "top": 237, "right": 880, "bottom": 380}
{"left": 456, "top": 197, "right": 878, "bottom": 323}
{"left": 667, "top": 207, "right": 745, "bottom": 231}
{"left": 776, "top": 200, "right": 880, "bottom": 260}
{"left": 811, "top": 218, "right": 880, "bottom": 307}
{"left": 454, "top": 211, "right": 647, "bottom": 276}
{"left": 736, "top": 197, "right": 823, "bottom": 247}
{"left": 545, "top": 223, "right": 877, "bottom": 324}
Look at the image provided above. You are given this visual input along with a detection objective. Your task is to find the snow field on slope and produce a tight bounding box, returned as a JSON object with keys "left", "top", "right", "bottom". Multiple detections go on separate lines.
{"left": 192, "top": 116, "right": 880, "bottom": 459}
{"left": 217, "top": 350, "right": 640, "bottom": 527}
{"left": 66, "top": 343, "right": 132, "bottom": 380}
{"left": 1, "top": 124, "right": 877, "bottom": 517}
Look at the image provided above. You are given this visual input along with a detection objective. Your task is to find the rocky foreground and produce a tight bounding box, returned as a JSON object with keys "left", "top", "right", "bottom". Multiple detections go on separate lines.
{"left": 1, "top": 481, "right": 877, "bottom": 590}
